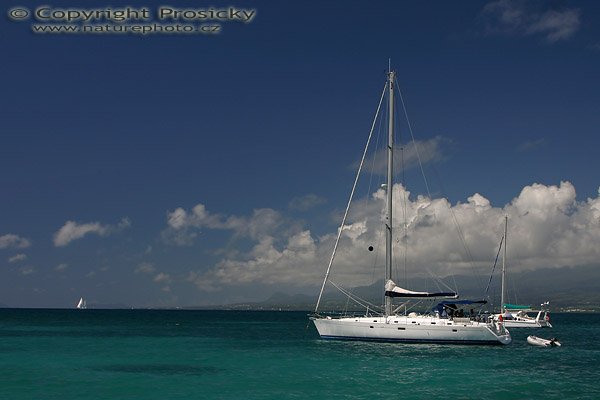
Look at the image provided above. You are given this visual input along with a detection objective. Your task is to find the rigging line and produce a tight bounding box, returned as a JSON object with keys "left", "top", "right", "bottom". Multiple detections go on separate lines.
{"left": 426, "top": 162, "right": 485, "bottom": 292}
{"left": 385, "top": 84, "right": 394, "bottom": 305}
{"left": 371, "top": 82, "right": 389, "bottom": 299}
{"left": 402, "top": 188, "right": 408, "bottom": 288}
{"left": 330, "top": 281, "right": 383, "bottom": 312}
{"left": 368, "top": 90, "right": 386, "bottom": 287}
{"left": 394, "top": 76, "right": 432, "bottom": 199}
{"left": 370, "top": 220, "right": 385, "bottom": 286}
{"left": 400, "top": 114, "right": 408, "bottom": 289}
{"left": 364, "top": 88, "right": 385, "bottom": 216}
{"left": 403, "top": 299, "right": 424, "bottom": 314}
{"left": 484, "top": 235, "right": 504, "bottom": 298}
{"left": 430, "top": 273, "right": 443, "bottom": 294}
{"left": 426, "top": 269, "right": 456, "bottom": 293}
{"left": 343, "top": 294, "right": 350, "bottom": 316}
{"left": 390, "top": 86, "right": 408, "bottom": 288}
{"left": 314, "top": 83, "right": 388, "bottom": 314}
{"left": 451, "top": 269, "right": 459, "bottom": 298}
{"left": 393, "top": 77, "right": 425, "bottom": 292}
{"left": 394, "top": 76, "right": 482, "bottom": 294}
{"left": 392, "top": 302, "right": 408, "bottom": 314}
{"left": 394, "top": 77, "right": 461, "bottom": 293}
{"left": 366, "top": 95, "right": 385, "bottom": 288}
{"left": 390, "top": 81, "right": 409, "bottom": 289}
{"left": 504, "top": 216, "right": 524, "bottom": 306}
{"left": 507, "top": 273, "right": 518, "bottom": 306}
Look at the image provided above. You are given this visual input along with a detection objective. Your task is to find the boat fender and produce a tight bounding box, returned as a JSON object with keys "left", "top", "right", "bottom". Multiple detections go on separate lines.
{"left": 545, "top": 313, "right": 550, "bottom": 322}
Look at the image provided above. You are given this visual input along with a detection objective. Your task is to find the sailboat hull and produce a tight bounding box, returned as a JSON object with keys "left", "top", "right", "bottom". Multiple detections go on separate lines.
{"left": 502, "top": 320, "right": 552, "bottom": 328}
{"left": 312, "top": 316, "right": 511, "bottom": 345}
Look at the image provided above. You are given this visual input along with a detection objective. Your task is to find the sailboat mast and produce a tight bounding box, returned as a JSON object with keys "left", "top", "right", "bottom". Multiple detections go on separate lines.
{"left": 385, "top": 70, "right": 395, "bottom": 317}
{"left": 501, "top": 215, "right": 507, "bottom": 315}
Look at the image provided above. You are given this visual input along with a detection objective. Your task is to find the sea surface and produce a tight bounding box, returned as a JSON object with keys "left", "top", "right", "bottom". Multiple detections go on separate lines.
{"left": 0, "top": 309, "right": 598, "bottom": 399}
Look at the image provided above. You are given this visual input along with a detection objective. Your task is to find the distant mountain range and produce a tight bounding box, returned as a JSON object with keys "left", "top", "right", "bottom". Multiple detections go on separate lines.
{"left": 1, "top": 265, "right": 596, "bottom": 311}
{"left": 209, "top": 265, "right": 600, "bottom": 312}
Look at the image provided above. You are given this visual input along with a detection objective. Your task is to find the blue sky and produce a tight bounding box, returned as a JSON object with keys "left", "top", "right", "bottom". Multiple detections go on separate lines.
{"left": 1, "top": 0, "right": 599, "bottom": 308}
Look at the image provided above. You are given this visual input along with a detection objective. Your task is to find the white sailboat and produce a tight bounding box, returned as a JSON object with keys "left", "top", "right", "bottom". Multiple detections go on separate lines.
{"left": 499, "top": 304, "right": 552, "bottom": 328}
{"left": 310, "top": 70, "right": 511, "bottom": 345}
{"left": 76, "top": 297, "right": 87, "bottom": 309}
{"left": 495, "top": 217, "right": 552, "bottom": 328}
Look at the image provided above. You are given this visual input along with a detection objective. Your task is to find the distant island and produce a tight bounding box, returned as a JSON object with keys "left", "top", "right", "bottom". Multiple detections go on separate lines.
{"left": 189, "top": 265, "right": 600, "bottom": 313}
{"left": 1, "top": 265, "right": 597, "bottom": 312}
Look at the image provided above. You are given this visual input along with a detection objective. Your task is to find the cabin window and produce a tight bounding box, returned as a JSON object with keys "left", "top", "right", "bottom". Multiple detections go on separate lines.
{"left": 430, "top": 322, "right": 436, "bottom": 325}
{"left": 452, "top": 329, "right": 458, "bottom": 332}
{"left": 397, "top": 327, "right": 405, "bottom": 330}
{"left": 370, "top": 326, "right": 374, "bottom": 328}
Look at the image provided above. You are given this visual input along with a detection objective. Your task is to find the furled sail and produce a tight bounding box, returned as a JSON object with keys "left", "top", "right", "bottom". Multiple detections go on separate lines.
{"left": 385, "top": 280, "right": 457, "bottom": 298}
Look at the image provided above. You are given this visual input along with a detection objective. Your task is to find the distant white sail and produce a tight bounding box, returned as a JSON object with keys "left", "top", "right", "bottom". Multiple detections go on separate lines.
{"left": 76, "top": 297, "right": 87, "bottom": 309}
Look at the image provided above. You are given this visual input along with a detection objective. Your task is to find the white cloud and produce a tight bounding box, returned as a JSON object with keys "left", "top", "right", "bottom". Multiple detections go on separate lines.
{"left": 154, "top": 272, "right": 171, "bottom": 284}
{"left": 20, "top": 266, "right": 34, "bottom": 275}
{"left": 289, "top": 194, "right": 327, "bottom": 211}
{"left": 364, "top": 136, "right": 448, "bottom": 175}
{"left": 135, "top": 263, "right": 172, "bottom": 291}
{"left": 53, "top": 217, "right": 131, "bottom": 247}
{"left": 182, "top": 181, "right": 600, "bottom": 291}
{"left": 0, "top": 234, "right": 31, "bottom": 249}
{"left": 55, "top": 263, "right": 68, "bottom": 272}
{"left": 135, "top": 262, "right": 156, "bottom": 274}
{"left": 517, "top": 138, "right": 546, "bottom": 152}
{"left": 527, "top": 9, "right": 581, "bottom": 43}
{"left": 480, "top": 0, "right": 581, "bottom": 43}
{"left": 162, "top": 203, "right": 298, "bottom": 246}
{"left": 187, "top": 271, "right": 220, "bottom": 292}
{"left": 8, "top": 253, "right": 27, "bottom": 263}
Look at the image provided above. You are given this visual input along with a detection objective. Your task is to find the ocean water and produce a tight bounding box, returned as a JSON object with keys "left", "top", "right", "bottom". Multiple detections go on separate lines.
{"left": 0, "top": 310, "right": 598, "bottom": 400}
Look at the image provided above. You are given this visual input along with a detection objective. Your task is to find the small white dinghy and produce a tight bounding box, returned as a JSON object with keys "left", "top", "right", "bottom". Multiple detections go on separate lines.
{"left": 527, "top": 335, "right": 561, "bottom": 347}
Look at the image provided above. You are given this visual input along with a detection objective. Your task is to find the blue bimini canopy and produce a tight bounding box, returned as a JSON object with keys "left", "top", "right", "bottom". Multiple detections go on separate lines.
{"left": 433, "top": 300, "right": 487, "bottom": 315}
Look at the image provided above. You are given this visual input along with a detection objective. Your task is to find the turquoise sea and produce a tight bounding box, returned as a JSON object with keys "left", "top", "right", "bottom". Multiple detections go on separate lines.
{"left": 1, "top": 309, "right": 598, "bottom": 399}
